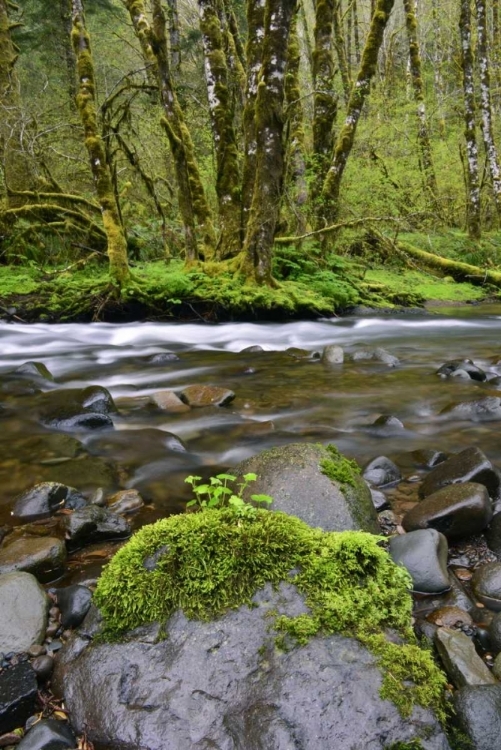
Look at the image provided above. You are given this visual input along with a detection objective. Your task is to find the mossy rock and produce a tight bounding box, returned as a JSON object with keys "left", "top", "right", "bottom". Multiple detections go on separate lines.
{"left": 234, "top": 442, "right": 379, "bottom": 533}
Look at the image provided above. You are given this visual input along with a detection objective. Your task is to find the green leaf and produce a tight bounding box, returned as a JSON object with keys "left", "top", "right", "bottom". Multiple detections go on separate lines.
{"left": 243, "top": 472, "right": 257, "bottom": 482}
{"left": 186, "top": 499, "right": 197, "bottom": 507}
{"left": 193, "top": 484, "right": 210, "bottom": 495}
{"left": 210, "top": 477, "right": 222, "bottom": 485}
{"left": 184, "top": 475, "right": 202, "bottom": 486}
{"left": 251, "top": 494, "right": 273, "bottom": 505}
{"left": 217, "top": 473, "right": 237, "bottom": 482}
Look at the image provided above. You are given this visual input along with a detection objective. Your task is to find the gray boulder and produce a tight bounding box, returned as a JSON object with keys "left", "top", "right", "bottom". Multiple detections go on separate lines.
{"left": 321, "top": 344, "right": 344, "bottom": 364}
{"left": 53, "top": 583, "right": 449, "bottom": 750}
{"left": 234, "top": 443, "right": 379, "bottom": 533}
{"left": 454, "top": 685, "right": 501, "bottom": 750}
{"left": 419, "top": 446, "right": 500, "bottom": 500}
{"left": 0, "top": 572, "right": 49, "bottom": 653}
{"left": 402, "top": 482, "right": 493, "bottom": 539}
{"left": 363, "top": 456, "right": 401, "bottom": 487}
{"left": 389, "top": 529, "right": 450, "bottom": 594}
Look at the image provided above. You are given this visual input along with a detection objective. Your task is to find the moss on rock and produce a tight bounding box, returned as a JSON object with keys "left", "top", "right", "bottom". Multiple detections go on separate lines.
{"left": 320, "top": 443, "right": 361, "bottom": 487}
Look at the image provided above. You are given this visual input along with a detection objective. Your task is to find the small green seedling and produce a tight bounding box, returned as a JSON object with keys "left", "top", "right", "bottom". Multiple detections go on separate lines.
{"left": 185, "top": 472, "right": 273, "bottom": 517}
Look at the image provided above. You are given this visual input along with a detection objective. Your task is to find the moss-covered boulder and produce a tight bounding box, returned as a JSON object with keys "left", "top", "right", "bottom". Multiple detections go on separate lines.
{"left": 53, "top": 509, "right": 450, "bottom": 749}
{"left": 234, "top": 443, "right": 379, "bottom": 533}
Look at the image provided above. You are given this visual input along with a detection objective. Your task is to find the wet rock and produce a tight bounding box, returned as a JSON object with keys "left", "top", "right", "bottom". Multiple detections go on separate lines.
{"left": 234, "top": 443, "right": 379, "bottom": 533}
{"left": 389, "top": 529, "right": 450, "bottom": 594}
{"left": 39, "top": 387, "right": 116, "bottom": 431}
{"left": 436, "top": 359, "right": 487, "bottom": 382}
{"left": 55, "top": 585, "right": 92, "bottom": 629}
{"left": 14, "top": 362, "right": 54, "bottom": 382}
{"left": 370, "top": 415, "right": 405, "bottom": 435}
{"left": 53, "top": 583, "right": 448, "bottom": 750}
{"left": 419, "top": 446, "right": 501, "bottom": 500}
{"left": 493, "top": 653, "right": 501, "bottom": 680}
{"left": 240, "top": 345, "right": 264, "bottom": 353}
{"left": 426, "top": 606, "right": 473, "bottom": 629}
{"left": 435, "top": 628, "right": 496, "bottom": 688}
{"left": 16, "top": 718, "right": 76, "bottom": 750}
{"left": 485, "top": 513, "right": 501, "bottom": 555}
{"left": 12, "top": 482, "right": 87, "bottom": 521}
{"left": 0, "top": 661, "right": 37, "bottom": 734}
{"left": 148, "top": 352, "right": 180, "bottom": 363}
{"left": 31, "top": 655, "right": 54, "bottom": 682}
{"left": 61, "top": 505, "right": 131, "bottom": 549}
{"left": 368, "top": 486, "right": 390, "bottom": 512}
{"left": 440, "top": 396, "right": 501, "bottom": 421}
{"left": 321, "top": 344, "right": 344, "bottom": 364}
{"left": 454, "top": 685, "right": 501, "bottom": 750}
{"left": 149, "top": 390, "right": 190, "bottom": 413}
{"left": 472, "top": 562, "right": 501, "bottom": 612}
{"left": 0, "top": 572, "right": 49, "bottom": 653}
{"left": 351, "top": 347, "right": 399, "bottom": 366}
{"left": 488, "top": 612, "right": 501, "bottom": 652}
{"left": 179, "top": 385, "right": 235, "bottom": 407}
{"left": 106, "top": 489, "right": 144, "bottom": 515}
{"left": 285, "top": 347, "right": 316, "bottom": 359}
{"left": 362, "top": 456, "right": 401, "bottom": 487}
{"left": 409, "top": 449, "right": 448, "bottom": 469}
{"left": 0, "top": 538, "right": 66, "bottom": 581}
{"left": 403, "top": 483, "right": 492, "bottom": 539}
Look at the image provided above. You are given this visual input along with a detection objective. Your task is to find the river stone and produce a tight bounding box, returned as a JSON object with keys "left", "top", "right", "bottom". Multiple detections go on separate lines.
{"left": 14, "top": 361, "right": 54, "bottom": 382}
{"left": 439, "top": 396, "right": 501, "bottom": 421}
{"left": 234, "top": 443, "right": 379, "bottom": 533}
{"left": 106, "top": 489, "right": 144, "bottom": 515}
{"left": 55, "top": 585, "right": 92, "bottom": 629}
{"left": 351, "top": 347, "right": 399, "bottom": 366}
{"left": 409, "top": 449, "right": 448, "bottom": 469}
{"left": 362, "top": 455, "right": 401, "bottom": 487}
{"left": 426, "top": 606, "right": 473, "bottom": 629}
{"left": 485, "top": 513, "right": 501, "bottom": 555}
{"left": 402, "top": 482, "right": 492, "bottom": 539}
{"left": 39, "top": 387, "right": 116, "bottom": 431}
{"left": 454, "top": 685, "right": 501, "bottom": 750}
{"left": 472, "top": 562, "right": 501, "bottom": 611}
{"left": 32, "top": 654, "right": 54, "bottom": 682}
{"left": 436, "top": 359, "right": 487, "bottom": 382}
{"left": 321, "top": 344, "right": 344, "bottom": 364}
{"left": 434, "top": 627, "right": 496, "bottom": 688}
{"left": 0, "top": 537, "right": 66, "bottom": 581}
{"left": 488, "top": 612, "right": 501, "bottom": 652}
{"left": 12, "top": 482, "right": 87, "bottom": 520}
{"left": 419, "top": 446, "right": 501, "bottom": 500}
{"left": 388, "top": 529, "right": 450, "bottom": 594}
{"left": 53, "top": 583, "right": 449, "bottom": 750}
{"left": 60, "top": 505, "right": 131, "bottom": 549}
{"left": 369, "top": 486, "right": 390, "bottom": 512}
{"left": 0, "top": 661, "right": 37, "bottom": 734}
{"left": 179, "top": 384, "right": 235, "bottom": 407}
{"left": 149, "top": 390, "right": 190, "bottom": 413}
{"left": 148, "top": 352, "right": 180, "bottom": 363}
{"left": 370, "top": 415, "right": 405, "bottom": 434}
{"left": 16, "top": 718, "right": 77, "bottom": 750}
{"left": 0, "top": 572, "right": 49, "bottom": 653}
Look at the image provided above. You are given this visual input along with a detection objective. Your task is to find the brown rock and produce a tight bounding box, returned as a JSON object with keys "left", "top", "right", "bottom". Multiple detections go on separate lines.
{"left": 180, "top": 385, "right": 235, "bottom": 408}
{"left": 426, "top": 606, "right": 473, "bottom": 628}
{"left": 150, "top": 391, "right": 190, "bottom": 413}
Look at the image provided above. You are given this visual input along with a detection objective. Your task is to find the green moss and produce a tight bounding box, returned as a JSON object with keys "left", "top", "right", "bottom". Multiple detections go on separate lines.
{"left": 385, "top": 741, "right": 423, "bottom": 750}
{"left": 364, "top": 268, "right": 485, "bottom": 303}
{"left": 319, "top": 443, "right": 361, "bottom": 487}
{"left": 94, "top": 507, "right": 447, "bottom": 720}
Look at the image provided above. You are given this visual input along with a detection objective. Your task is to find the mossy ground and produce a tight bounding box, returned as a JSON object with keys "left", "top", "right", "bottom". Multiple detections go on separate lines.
{"left": 94, "top": 507, "right": 447, "bottom": 720}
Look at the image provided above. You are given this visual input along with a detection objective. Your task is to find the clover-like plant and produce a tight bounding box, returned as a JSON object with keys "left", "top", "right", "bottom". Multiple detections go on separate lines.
{"left": 185, "top": 472, "right": 273, "bottom": 517}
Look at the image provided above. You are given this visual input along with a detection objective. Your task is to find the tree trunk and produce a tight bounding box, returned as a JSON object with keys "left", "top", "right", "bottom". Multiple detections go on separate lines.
{"left": 353, "top": 0, "right": 361, "bottom": 65}
{"left": 430, "top": 0, "right": 445, "bottom": 135}
{"left": 241, "top": 0, "right": 297, "bottom": 284}
{"left": 403, "top": 0, "right": 438, "bottom": 201}
{"left": 198, "top": 0, "right": 241, "bottom": 258}
{"left": 319, "top": 0, "right": 395, "bottom": 228}
{"left": 312, "top": 0, "right": 338, "bottom": 198}
{"left": 476, "top": 0, "right": 501, "bottom": 219}
{"left": 333, "top": 0, "right": 352, "bottom": 102}
{"left": 70, "top": 0, "right": 130, "bottom": 286}
{"left": 492, "top": 0, "right": 501, "bottom": 101}
{"left": 60, "top": 0, "right": 77, "bottom": 107}
{"left": 165, "top": 0, "right": 181, "bottom": 75}
{"left": 459, "top": 0, "right": 481, "bottom": 239}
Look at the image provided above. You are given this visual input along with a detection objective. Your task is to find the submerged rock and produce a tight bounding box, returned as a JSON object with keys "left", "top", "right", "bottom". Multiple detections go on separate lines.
{"left": 439, "top": 396, "right": 501, "bottom": 422}
{"left": 436, "top": 359, "right": 486, "bottom": 381}
{"left": 321, "top": 344, "right": 344, "bottom": 364}
{"left": 351, "top": 347, "right": 399, "bottom": 366}
{"left": 179, "top": 384, "right": 235, "bottom": 407}
{"left": 234, "top": 443, "right": 379, "bottom": 533}
{"left": 0, "top": 572, "right": 49, "bottom": 653}
{"left": 0, "top": 537, "right": 66, "bottom": 581}
{"left": 39, "top": 386, "right": 116, "bottom": 431}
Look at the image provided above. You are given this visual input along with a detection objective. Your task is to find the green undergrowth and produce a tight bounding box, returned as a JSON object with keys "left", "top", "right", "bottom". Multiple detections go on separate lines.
{"left": 319, "top": 443, "right": 361, "bottom": 487}
{"left": 94, "top": 507, "right": 447, "bottom": 720}
{"left": 364, "top": 268, "right": 486, "bottom": 303}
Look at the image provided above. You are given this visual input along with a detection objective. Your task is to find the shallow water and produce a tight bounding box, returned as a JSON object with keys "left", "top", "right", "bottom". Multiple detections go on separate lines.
{"left": 2, "top": 308, "right": 501, "bottom": 545}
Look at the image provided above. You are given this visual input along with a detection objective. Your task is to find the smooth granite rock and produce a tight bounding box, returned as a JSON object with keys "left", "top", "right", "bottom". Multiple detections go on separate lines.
{"left": 234, "top": 443, "right": 379, "bottom": 533}
{"left": 454, "top": 685, "right": 501, "bottom": 750}
{"left": 403, "top": 482, "right": 492, "bottom": 539}
{"left": 434, "top": 627, "right": 496, "bottom": 688}
{"left": 0, "top": 572, "right": 49, "bottom": 653}
{"left": 419, "top": 446, "right": 501, "bottom": 500}
{"left": 0, "top": 537, "right": 66, "bottom": 581}
{"left": 53, "top": 583, "right": 449, "bottom": 750}
{"left": 0, "top": 662, "right": 37, "bottom": 734}
{"left": 321, "top": 345, "right": 344, "bottom": 364}
{"left": 472, "top": 562, "right": 501, "bottom": 612}
{"left": 389, "top": 529, "right": 450, "bottom": 594}
{"left": 363, "top": 456, "right": 401, "bottom": 487}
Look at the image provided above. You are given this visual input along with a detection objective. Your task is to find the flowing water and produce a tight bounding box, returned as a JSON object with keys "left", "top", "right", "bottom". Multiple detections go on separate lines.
{"left": 2, "top": 305, "right": 501, "bottom": 580}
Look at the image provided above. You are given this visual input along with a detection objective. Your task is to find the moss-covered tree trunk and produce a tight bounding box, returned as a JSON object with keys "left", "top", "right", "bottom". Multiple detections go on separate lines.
{"left": 165, "top": 0, "right": 181, "bottom": 75}
{"left": 222, "top": 0, "right": 246, "bottom": 100}
{"left": 312, "top": 0, "right": 338, "bottom": 199}
{"left": 459, "top": 0, "right": 481, "bottom": 239}
{"left": 431, "top": 0, "right": 445, "bottom": 136}
{"left": 333, "top": 0, "right": 351, "bottom": 101}
{"left": 240, "top": 0, "right": 266, "bottom": 235}
{"left": 123, "top": 0, "right": 217, "bottom": 261}
{"left": 0, "top": 0, "right": 35, "bottom": 206}
{"left": 284, "top": 10, "right": 307, "bottom": 236}
{"left": 70, "top": 0, "right": 130, "bottom": 286}
{"left": 475, "top": 0, "right": 501, "bottom": 219}
{"left": 198, "top": 0, "right": 241, "bottom": 258}
{"left": 241, "top": 0, "right": 297, "bottom": 284}
{"left": 492, "top": 0, "right": 501, "bottom": 101}
{"left": 319, "top": 0, "right": 395, "bottom": 228}
{"left": 353, "top": 0, "right": 361, "bottom": 65}
{"left": 60, "top": 0, "right": 77, "bottom": 108}
{"left": 403, "top": 0, "right": 438, "bottom": 202}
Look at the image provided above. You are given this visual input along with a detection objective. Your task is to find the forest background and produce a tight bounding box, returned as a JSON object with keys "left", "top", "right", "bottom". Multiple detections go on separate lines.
{"left": 1, "top": 0, "right": 501, "bottom": 320}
